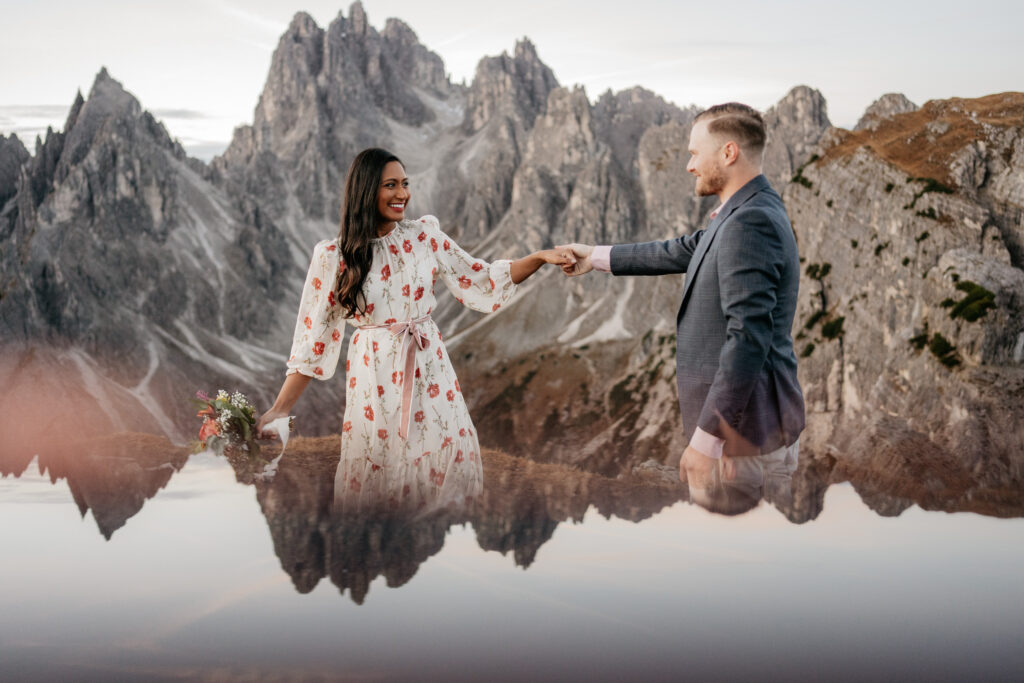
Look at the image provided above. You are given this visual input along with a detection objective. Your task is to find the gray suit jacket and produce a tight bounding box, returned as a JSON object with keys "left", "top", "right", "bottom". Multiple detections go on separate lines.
{"left": 610, "top": 175, "right": 804, "bottom": 452}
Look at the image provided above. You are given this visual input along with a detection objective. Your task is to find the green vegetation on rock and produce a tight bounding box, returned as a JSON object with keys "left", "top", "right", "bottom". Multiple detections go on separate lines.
{"left": 821, "top": 316, "right": 845, "bottom": 340}
{"left": 928, "top": 333, "right": 961, "bottom": 368}
{"left": 949, "top": 280, "right": 996, "bottom": 322}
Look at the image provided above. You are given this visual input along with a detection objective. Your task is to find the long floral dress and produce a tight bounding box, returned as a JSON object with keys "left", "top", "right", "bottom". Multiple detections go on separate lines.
{"left": 286, "top": 215, "right": 517, "bottom": 514}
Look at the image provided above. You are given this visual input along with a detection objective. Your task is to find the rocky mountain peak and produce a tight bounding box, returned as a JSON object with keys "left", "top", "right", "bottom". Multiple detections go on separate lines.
{"left": 382, "top": 17, "right": 449, "bottom": 95}
{"left": 0, "top": 134, "right": 29, "bottom": 208}
{"left": 60, "top": 68, "right": 180, "bottom": 175}
{"left": 464, "top": 38, "right": 558, "bottom": 132}
{"left": 854, "top": 93, "right": 918, "bottom": 131}
{"left": 762, "top": 85, "right": 831, "bottom": 188}
{"left": 347, "top": 0, "right": 368, "bottom": 35}
{"left": 593, "top": 86, "right": 696, "bottom": 174}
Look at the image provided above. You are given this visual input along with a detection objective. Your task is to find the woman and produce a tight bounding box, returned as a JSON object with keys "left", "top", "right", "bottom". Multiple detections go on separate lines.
{"left": 257, "top": 148, "right": 571, "bottom": 512}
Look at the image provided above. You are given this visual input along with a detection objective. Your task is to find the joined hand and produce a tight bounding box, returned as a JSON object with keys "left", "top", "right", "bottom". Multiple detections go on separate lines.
{"left": 555, "top": 244, "right": 594, "bottom": 276}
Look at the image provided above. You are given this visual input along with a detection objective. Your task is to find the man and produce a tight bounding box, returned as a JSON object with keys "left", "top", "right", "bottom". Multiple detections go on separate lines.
{"left": 560, "top": 102, "right": 804, "bottom": 488}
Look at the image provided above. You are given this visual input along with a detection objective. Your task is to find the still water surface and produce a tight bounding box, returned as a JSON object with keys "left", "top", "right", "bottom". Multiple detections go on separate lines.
{"left": 1, "top": 438, "right": 1022, "bottom": 681}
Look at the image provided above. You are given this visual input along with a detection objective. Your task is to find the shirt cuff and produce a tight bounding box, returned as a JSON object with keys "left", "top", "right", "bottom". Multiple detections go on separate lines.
{"left": 591, "top": 245, "right": 612, "bottom": 272}
{"left": 689, "top": 427, "right": 725, "bottom": 460}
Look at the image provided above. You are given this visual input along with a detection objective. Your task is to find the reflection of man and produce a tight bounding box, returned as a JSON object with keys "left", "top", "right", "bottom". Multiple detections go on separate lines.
{"left": 561, "top": 103, "right": 804, "bottom": 483}
{"left": 686, "top": 447, "right": 799, "bottom": 516}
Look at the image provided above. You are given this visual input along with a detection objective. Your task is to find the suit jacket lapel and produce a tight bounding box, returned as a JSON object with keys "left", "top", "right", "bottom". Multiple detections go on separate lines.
{"left": 677, "top": 175, "right": 770, "bottom": 316}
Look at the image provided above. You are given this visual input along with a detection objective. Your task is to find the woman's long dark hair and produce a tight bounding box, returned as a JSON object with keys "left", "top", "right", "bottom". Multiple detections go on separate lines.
{"left": 336, "top": 148, "right": 403, "bottom": 318}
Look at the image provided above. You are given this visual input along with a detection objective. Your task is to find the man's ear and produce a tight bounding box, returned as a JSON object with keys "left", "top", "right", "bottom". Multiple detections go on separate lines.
{"left": 721, "top": 141, "right": 740, "bottom": 166}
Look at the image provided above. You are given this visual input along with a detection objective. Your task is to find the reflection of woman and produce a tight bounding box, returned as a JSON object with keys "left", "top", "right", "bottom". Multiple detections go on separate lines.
{"left": 258, "top": 148, "right": 571, "bottom": 511}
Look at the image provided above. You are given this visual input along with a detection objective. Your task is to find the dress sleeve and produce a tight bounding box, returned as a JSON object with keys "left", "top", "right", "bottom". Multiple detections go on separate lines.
{"left": 286, "top": 240, "right": 346, "bottom": 380}
{"left": 424, "top": 215, "right": 518, "bottom": 313}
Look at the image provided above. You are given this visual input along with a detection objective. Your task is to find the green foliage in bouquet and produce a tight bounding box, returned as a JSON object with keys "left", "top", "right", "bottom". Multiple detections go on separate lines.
{"left": 190, "top": 389, "right": 260, "bottom": 456}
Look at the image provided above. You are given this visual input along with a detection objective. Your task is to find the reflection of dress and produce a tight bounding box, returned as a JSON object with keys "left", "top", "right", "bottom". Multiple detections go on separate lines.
{"left": 287, "top": 215, "right": 516, "bottom": 512}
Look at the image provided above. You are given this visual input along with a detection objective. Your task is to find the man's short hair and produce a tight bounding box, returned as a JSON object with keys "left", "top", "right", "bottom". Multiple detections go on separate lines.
{"left": 695, "top": 102, "right": 766, "bottom": 159}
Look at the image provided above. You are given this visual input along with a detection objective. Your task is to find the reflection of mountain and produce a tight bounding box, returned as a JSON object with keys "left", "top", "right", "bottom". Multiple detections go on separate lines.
{"left": 0, "top": 433, "right": 189, "bottom": 539}
{"left": 240, "top": 432, "right": 1024, "bottom": 603}
{"left": 238, "top": 437, "right": 685, "bottom": 603}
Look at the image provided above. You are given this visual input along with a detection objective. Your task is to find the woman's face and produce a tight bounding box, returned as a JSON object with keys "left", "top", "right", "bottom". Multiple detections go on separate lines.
{"left": 376, "top": 161, "right": 410, "bottom": 225}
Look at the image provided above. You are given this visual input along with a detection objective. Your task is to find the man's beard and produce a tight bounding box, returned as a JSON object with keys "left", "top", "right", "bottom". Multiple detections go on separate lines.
{"left": 695, "top": 163, "right": 726, "bottom": 197}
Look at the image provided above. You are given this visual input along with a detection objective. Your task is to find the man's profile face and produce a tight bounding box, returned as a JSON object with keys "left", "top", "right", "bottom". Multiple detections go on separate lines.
{"left": 686, "top": 119, "right": 727, "bottom": 198}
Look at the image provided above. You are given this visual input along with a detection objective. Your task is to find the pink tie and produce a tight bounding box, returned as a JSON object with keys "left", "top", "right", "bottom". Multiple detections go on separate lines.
{"left": 364, "top": 314, "right": 431, "bottom": 440}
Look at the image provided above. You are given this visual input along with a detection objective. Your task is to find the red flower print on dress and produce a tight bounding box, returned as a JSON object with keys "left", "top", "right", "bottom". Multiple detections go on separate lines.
{"left": 429, "top": 468, "right": 445, "bottom": 486}
{"left": 372, "top": 463, "right": 382, "bottom": 472}
{"left": 303, "top": 316, "right": 312, "bottom": 329}
{"left": 377, "top": 385, "right": 385, "bottom": 397}
{"left": 372, "top": 341, "right": 379, "bottom": 352}
{"left": 332, "top": 329, "right": 341, "bottom": 342}
{"left": 343, "top": 421, "right": 352, "bottom": 433}
{"left": 455, "top": 450, "right": 464, "bottom": 464}
{"left": 326, "top": 244, "right": 336, "bottom": 251}
{"left": 414, "top": 410, "right": 425, "bottom": 423}
{"left": 403, "top": 239, "right": 412, "bottom": 253}
{"left": 446, "top": 390, "right": 454, "bottom": 401}
{"left": 418, "top": 232, "right": 426, "bottom": 241}
{"left": 366, "top": 303, "right": 375, "bottom": 315}
{"left": 459, "top": 428, "right": 466, "bottom": 437}
{"left": 349, "top": 376, "right": 356, "bottom": 388}
{"left": 364, "top": 405, "right": 374, "bottom": 421}
{"left": 381, "top": 264, "right": 391, "bottom": 281}
{"left": 378, "top": 429, "right": 388, "bottom": 440}
{"left": 472, "top": 262, "right": 483, "bottom": 272}
{"left": 346, "top": 359, "right": 351, "bottom": 371}
{"left": 430, "top": 238, "right": 438, "bottom": 252}
{"left": 363, "top": 353, "right": 370, "bottom": 366}
{"left": 328, "top": 291, "right": 337, "bottom": 307}
{"left": 443, "top": 240, "right": 450, "bottom": 251}
{"left": 436, "top": 347, "right": 443, "bottom": 360}
{"left": 314, "top": 367, "right": 324, "bottom": 376}
{"left": 492, "top": 303, "right": 501, "bottom": 311}
{"left": 414, "top": 286, "right": 424, "bottom": 301}
{"left": 402, "top": 284, "right": 410, "bottom": 297}
{"left": 389, "top": 244, "right": 400, "bottom": 256}
{"left": 415, "top": 368, "right": 421, "bottom": 378}
{"left": 313, "top": 342, "right": 325, "bottom": 355}
{"left": 353, "top": 333, "right": 360, "bottom": 344}
{"left": 427, "top": 383, "right": 440, "bottom": 398}
{"left": 455, "top": 380, "right": 461, "bottom": 392}
{"left": 349, "top": 477, "right": 361, "bottom": 492}
{"left": 441, "top": 436, "right": 453, "bottom": 449}
{"left": 385, "top": 318, "right": 396, "bottom": 324}
{"left": 313, "top": 277, "right": 322, "bottom": 290}
{"left": 458, "top": 275, "right": 472, "bottom": 289}
{"left": 488, "top": 278, "right": 496, "bottom": 289}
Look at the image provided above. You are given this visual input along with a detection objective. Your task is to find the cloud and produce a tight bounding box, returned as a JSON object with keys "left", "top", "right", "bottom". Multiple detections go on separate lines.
{"left": 150, "top": 108, "right": 211, "bottom": 120}
{"left": 216, "top": 1, "right": 286, "bottom": 34}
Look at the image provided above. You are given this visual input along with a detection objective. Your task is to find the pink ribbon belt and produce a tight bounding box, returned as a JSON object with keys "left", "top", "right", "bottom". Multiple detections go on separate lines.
{"left": 361, "top": 314, "right": 431, "bottom": 440}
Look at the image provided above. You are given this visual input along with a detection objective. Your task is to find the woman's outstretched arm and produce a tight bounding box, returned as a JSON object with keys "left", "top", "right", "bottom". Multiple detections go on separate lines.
{"left": 257, "top": 369, "right": 312, "bottom": 438}
{"left": 510, "top": 249, "right": 576, "bottom": 284}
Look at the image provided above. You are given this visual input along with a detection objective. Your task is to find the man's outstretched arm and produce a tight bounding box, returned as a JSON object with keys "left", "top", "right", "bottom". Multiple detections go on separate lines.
{"left": 559, "top": 232, "right": 704, "bottom": 277}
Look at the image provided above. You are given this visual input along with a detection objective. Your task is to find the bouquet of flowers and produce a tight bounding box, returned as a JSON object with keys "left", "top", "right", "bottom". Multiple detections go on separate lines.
{"left": 191, "top": 389, "right": 260, "bottom": 455}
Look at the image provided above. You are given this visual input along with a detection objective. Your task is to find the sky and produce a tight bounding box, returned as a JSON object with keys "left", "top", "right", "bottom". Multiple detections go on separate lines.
{"left": 1, "top": 0, "right": 1021, "bottom": 160}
